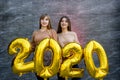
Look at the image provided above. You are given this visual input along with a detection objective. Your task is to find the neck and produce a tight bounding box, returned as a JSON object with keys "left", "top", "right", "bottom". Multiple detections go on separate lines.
{"left": 62, "top": 28, "right": 68, "bottom": 33}
{"left": 41, "top": 26, "right": 47, "bottom": 30}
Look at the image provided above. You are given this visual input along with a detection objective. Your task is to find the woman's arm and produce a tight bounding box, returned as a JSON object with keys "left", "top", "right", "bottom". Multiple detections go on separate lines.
{"left": 73, "top": 32, "right": 80, "bottom": 44}
{"left": 51, "top": 29, "right": 57, "bottom": 41}
{"left": 30, "top": 31, "right": 37, "bottom": 52}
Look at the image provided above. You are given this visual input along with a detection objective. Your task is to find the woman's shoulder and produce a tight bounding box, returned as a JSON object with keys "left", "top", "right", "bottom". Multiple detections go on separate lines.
{"left": 68, "top": 31, "right": 76, "bottom": 35}
{"left": 33, "top": 30, "right": 39, "bottom": 34}
{"left": 32, "top": 30, "right": 40, "bottom": 36}
{"left": 49, "top": 29, "right": 56, "bottom": 32}
{"left": 57, "top": 33, "right": 61, "bottom": 37}
{"left": 49, "top": 29, "right": 57, "bottom": 34}
{"left": 57, "top": 31, "right": 76, "bottom": 36}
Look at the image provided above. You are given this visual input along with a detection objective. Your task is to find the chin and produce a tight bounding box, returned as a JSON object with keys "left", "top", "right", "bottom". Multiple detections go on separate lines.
{"left": 62, "top": 26, "right": 67, "bottom": 29}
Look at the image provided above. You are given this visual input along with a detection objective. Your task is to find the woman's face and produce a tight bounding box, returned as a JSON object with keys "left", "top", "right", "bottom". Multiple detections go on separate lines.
{"left": 41, "top": 16, "right": 49, "bottom": 27}
{"left": 60, "top": 17, "right": 68, "bottom": 29}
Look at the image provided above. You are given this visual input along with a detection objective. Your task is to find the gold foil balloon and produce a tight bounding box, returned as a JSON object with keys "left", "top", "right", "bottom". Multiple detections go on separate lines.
{"left": 8, "top": 38, "right": 109, "bottom": 79}
{"left": 8, "top": 38, "right": 34, "bottom": 76}
{"left": 35, "top": 38, "right": 61, "bottom": 79}
{"left": 60, "top": 43, "right": 84, "bottom": 78}
{"left": 84, "top": 40, "right": 109, "bottom": 79}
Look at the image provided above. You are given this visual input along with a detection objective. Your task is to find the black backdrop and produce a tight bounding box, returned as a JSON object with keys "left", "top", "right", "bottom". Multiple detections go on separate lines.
{"left": 0, "top": 0, "right": 120, "bottom": 80}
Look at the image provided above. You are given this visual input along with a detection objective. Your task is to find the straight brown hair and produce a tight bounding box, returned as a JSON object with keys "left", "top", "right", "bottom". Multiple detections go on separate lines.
{"left": 57, "top": 16, "right": 71, "bottom": 33}
{"left": 39, "top": 14, "right": 52, "bottom": 29}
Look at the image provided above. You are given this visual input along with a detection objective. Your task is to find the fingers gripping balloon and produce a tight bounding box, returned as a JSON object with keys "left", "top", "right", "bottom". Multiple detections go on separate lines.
{"left": 8, "top": 38, "right": 34, "bottom": 76}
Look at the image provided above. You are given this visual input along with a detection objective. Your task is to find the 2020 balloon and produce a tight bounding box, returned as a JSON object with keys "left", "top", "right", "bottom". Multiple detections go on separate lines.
{"left": 8, "top": 38, "right": 109, "bottom": 80}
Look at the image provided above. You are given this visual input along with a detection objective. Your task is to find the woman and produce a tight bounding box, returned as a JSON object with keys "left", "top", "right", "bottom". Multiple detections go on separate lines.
{"left": 57, "top": 16, "right": 81, "bottom": 80}
{"left": 31, "top": 14, "right": 57, "bottom": 80}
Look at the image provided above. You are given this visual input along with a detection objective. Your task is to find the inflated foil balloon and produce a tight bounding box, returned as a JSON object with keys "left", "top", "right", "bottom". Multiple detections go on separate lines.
{"left": 8, "top": 38, "right": 109, "bottom": 80}
{"left": 8, "top": 38, "right": 34, "bottom": 76}
{"left": 60, "top": 43, "right": 84, "bottom": 78}
{"left": 35, "top": 38, "right": 61, "bottom": 79}
{"left": 84, "top": 40, "right": 109, "bottom": 79}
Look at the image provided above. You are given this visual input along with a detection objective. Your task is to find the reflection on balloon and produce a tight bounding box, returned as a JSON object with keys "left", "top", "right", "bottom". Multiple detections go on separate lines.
{"left": 8, "top": 38, "right": 34, "bottom": 76}
{"left": 60, "top": 43, "right": 84, "bottom": 78}
{"left": 84, "top": 40, "right": 109, "bottom": 79}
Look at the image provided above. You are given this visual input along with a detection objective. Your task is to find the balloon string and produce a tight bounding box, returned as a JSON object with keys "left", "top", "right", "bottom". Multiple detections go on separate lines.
{"left": 44, "top": 78, "right": 47, "bottom": 80}
{"left": 19, "top": 73, "right": 23, "bottom": 77}
{"left": 65, "top": 77, "right": 68, "bottom": 80}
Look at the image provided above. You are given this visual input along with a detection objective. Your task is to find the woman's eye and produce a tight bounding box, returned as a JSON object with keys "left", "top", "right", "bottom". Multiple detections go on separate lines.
{"left": 61, "top": 20, "right": 65, "bottom": 22}
{"left": 46, "top": 19, "right": 49, "bottom": 21}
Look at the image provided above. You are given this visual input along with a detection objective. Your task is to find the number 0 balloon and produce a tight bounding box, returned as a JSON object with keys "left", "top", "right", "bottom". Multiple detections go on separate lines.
{"left": 84, "top": 40, "right": 109, "bottom": 79}
{"left": 35, "top": 38, "right": 61, "bottom": 79}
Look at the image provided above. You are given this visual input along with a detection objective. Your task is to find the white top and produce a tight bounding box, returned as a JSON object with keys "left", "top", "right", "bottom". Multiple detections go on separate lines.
{"left": 58, "top": 31, "right": 79, "bottom": 47}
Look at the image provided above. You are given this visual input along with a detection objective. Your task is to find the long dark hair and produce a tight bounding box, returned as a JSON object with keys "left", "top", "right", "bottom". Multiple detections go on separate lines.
{"left": 39, "top": 14, "right": 52, "bottom": 29}
{"left": 57, "top": 16, "right": 71, "bottom": 33}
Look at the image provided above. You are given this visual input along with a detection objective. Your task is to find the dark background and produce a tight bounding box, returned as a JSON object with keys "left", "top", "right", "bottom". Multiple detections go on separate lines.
{"left": 0, "top": 0, "right": 120, "bottom": 80}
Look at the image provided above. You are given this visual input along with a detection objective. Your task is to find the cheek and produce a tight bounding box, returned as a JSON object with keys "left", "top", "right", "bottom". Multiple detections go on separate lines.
{"left": 41, "top": 20, "right": 43, "bottom": 23}
{"left": 66, "top": 23, "right": 68, "bottom": 26}
{"left": 47, "top": 21, "right": 49, "bottom": 24}
{"left": 45, "top": 20, "right": 49, "bottom": 24}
